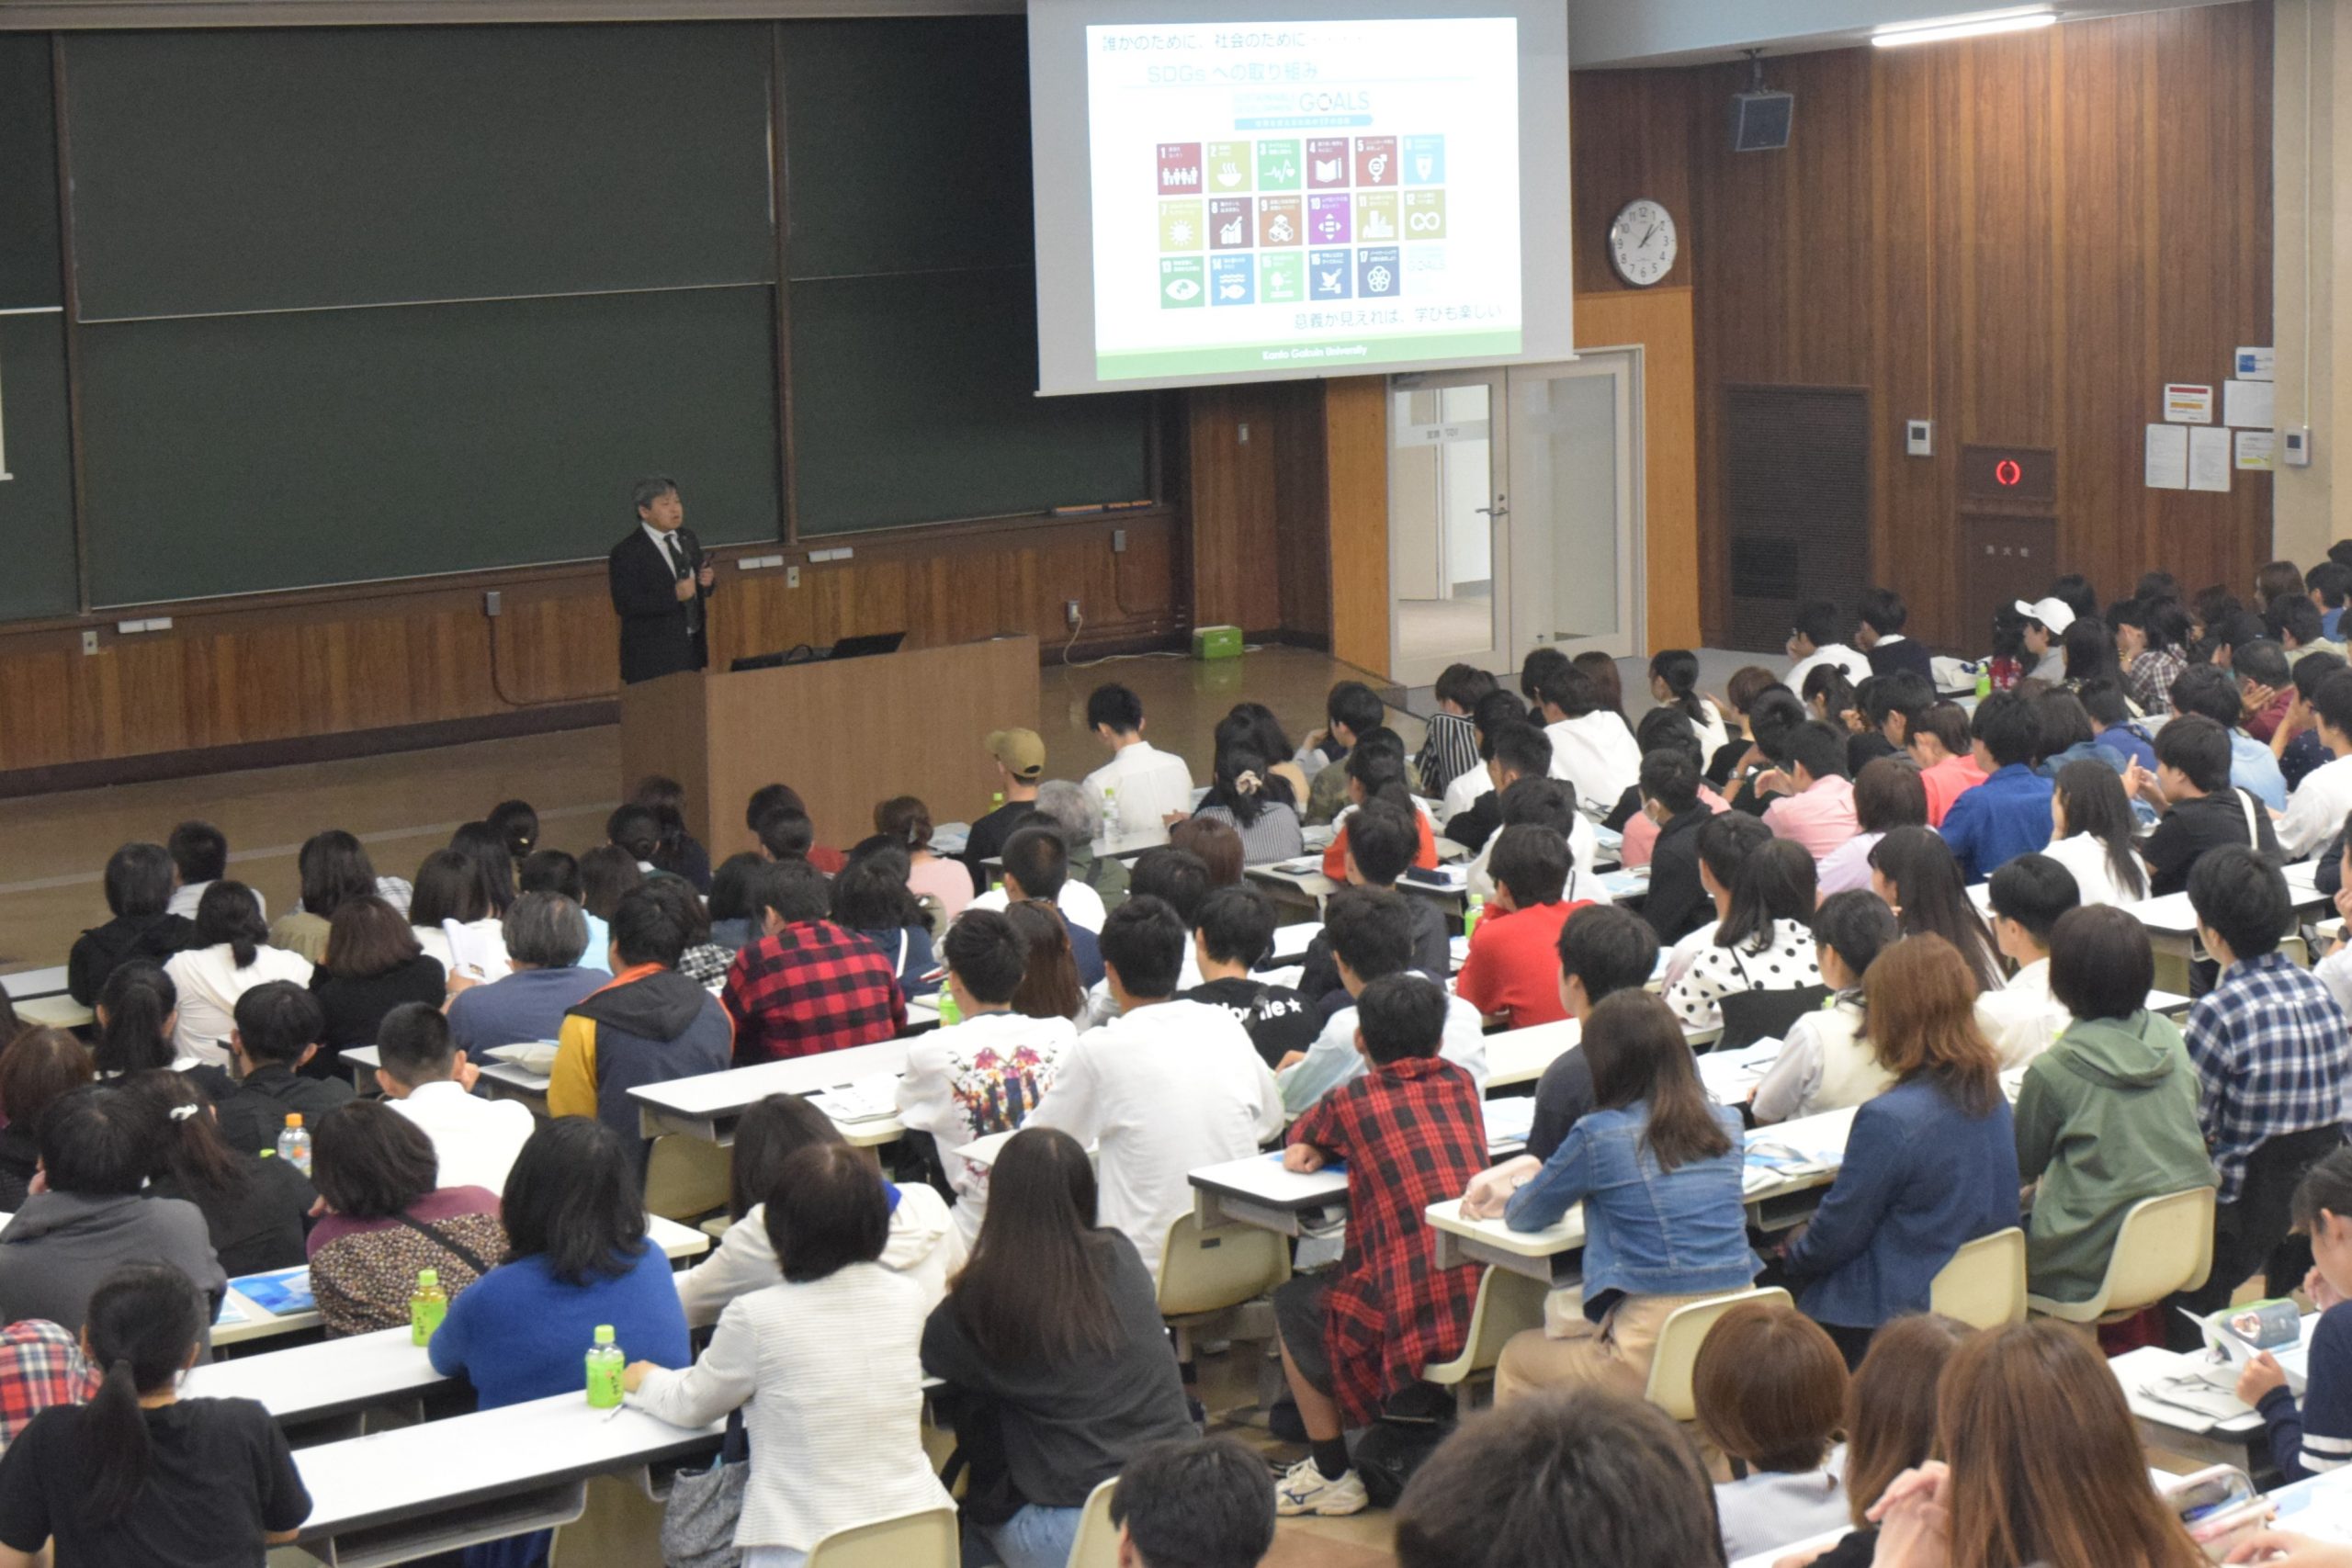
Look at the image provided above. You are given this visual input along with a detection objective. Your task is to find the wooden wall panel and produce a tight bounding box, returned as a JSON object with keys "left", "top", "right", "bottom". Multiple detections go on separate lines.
{"left": 1187, "top": 386, "right": 1284, "bottom": 635}
{"left": 1577, "top": 287, "right": 1700, "bottom": 650}
{"left": 1570, "top": 69, "right": 1697, "bottom": 297}
{"left": 1324, "top": 376, "right": 1390, "bottom": 675}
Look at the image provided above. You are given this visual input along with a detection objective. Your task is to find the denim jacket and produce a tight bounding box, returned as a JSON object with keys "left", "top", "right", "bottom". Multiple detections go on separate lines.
{"left": 1504, "top": 1100, "right": 1758, "bottom": 1312}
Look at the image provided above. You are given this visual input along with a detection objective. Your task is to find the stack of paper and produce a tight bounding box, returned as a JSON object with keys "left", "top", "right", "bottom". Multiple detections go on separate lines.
{"left": 808, "top": 1075, "right": 903, "bottom": 1124}
{"left": 1483, "top": 1097, "right": 1537, "bottom": 1150}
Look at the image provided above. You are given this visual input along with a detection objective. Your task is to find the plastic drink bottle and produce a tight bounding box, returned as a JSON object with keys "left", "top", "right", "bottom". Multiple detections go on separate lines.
{"left": 1464, "top": 893, "right": 1485, "bottom": 942}
{"left": 276, "top": 1114, "right": 311, "bottom": 1176}
{"left": 410, "top": 1269, "right": 447, "bottom": 1346}
{"left": 936, "top": 988, "right": 961, "bottom": 1027}
{"left": 586, "top": 1325, "right": 625, "bottom": 1408}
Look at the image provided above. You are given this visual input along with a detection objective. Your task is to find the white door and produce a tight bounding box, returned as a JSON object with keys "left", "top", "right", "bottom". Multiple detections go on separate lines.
{"left": 1385, "top": 352, "right": 1642, "bottom": 687}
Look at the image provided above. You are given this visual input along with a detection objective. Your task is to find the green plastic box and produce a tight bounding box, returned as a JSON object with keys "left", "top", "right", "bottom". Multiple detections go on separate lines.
{"left": 1193, "top": 624, "right": 1244, "bottom": 661}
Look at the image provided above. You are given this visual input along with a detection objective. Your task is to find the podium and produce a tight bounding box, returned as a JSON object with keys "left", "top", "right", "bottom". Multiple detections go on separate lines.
{"left": 618, "top": 636, "right": 1042, "bottom": 856}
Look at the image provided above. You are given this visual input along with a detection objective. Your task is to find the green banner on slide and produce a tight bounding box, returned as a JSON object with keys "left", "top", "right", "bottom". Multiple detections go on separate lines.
{"left": 1098, "top": 329, "right": 1521, "bottom": 381}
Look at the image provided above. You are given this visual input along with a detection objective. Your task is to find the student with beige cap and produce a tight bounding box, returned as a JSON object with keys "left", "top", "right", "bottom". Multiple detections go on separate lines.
{"left": 2016, "top": 596, "right": 2076, "bottom": 682}
{"left": 962, "top": 728, "right": 1046, "bottom": 882}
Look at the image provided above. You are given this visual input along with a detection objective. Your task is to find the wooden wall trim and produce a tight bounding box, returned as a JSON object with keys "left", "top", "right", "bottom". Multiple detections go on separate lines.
{"left": 1324, "top": 375, "right": 1390, "bottom": 675}
{"left": 1577, "top": 286, "right": 1700, "bottom": 651}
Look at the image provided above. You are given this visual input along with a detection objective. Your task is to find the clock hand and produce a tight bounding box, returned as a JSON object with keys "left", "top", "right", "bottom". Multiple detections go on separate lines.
{"left": 1641, "top": 224, "right": 1657, "bottom": 248}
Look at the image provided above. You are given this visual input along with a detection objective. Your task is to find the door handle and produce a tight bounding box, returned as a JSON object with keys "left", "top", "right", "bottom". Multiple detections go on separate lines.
{"left": 1476, "top": 498, "right": 1508, "bottom": 519}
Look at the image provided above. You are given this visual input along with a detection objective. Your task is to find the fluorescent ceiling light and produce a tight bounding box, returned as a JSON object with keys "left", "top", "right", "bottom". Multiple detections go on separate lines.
{"left": 1872, "top": 6, "right": 2057, "bottom": 46}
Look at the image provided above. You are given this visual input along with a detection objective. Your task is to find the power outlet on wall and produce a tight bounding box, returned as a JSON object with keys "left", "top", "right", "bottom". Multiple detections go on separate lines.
{"left": 1066, "top": 599, "right": 1082, "bottom": 628}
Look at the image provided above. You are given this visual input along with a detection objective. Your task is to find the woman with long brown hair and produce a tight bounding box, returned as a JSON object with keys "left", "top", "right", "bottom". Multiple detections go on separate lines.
{"left": 1780, "top": 936, "right": 2018, "bottom": 1366}
{"left": 1003, "top": 899, "right": 1087, "bottom": 1024}
{"left": 1465, "top": 990, "right": 1757, "bottom": 1405}
{"left": 1786, "top": 1313, "right": 1973, "bottom": 1567}
{"left": 1868, "top": 1320, "right": 2204, "bottom": 1568}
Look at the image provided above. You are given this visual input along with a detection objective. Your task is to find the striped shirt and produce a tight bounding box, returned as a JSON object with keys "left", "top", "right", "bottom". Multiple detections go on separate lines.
{"left": 2184, "top": 953, "right": 2352, "bottom": 1204}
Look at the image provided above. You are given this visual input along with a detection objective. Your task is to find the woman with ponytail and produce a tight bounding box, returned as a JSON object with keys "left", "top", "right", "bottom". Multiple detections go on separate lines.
{"left": 91, "top": 962, "right": 188, "bottom": 1080}
{"left": 120, "top": 1071, "right": 312, "bottom": 1278}
{"left": 1649, "top": 649, "right": 1731, "bottom": 756}
{"left": 0, "top": 1263, "right": 311, "bottom": 1563}
{"left": 164, "top": 881, "right": 311, "bottom": 1067}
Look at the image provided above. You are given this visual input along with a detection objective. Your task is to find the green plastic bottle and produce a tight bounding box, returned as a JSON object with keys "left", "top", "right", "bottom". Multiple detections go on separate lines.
{"left": 409, "top": 1269, "right": 447, "bottom": 1347}
{"left": 1464, "top": 893, "right": 1485, "bottom": 942}
{"left": 991, "top": 791, "right": 1005, "bottom": 809}
{"left": 586, "top": 1325, "right": 625, "bottom": 1409}
{"left": 936, "top": 987, "right": 961, "bottom": 1028}
{"left": 1974, "top": 666, "right": 1993, "bottom": 700}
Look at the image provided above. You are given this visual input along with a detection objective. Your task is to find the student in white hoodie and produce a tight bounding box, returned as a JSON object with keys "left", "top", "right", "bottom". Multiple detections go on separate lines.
{"left": 163, "top": 883, "right": 311, "bottom": 1066}
{"left": 1532, "top": 662, "right": 1642, "bottom": 824}
{"left": 1025, "top": 897, "right": 1283, "bottom": 1284}
{"left": 675, "top": 1093, "right": 956, "bottom": 1328}
{"left": 897, "top": 909, "right": 1078, "bottom": 1249}
{"left": 1279, "top": 888, "right": 1488, "bottom": 1115}
{"left": 1973, "top": 853, "right": 2079, "bottom": 1069}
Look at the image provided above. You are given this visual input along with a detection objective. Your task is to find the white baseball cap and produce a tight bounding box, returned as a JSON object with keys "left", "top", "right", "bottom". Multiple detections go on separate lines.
{"left": 2015, "top": 597, "right": 2076, "bottom": 635}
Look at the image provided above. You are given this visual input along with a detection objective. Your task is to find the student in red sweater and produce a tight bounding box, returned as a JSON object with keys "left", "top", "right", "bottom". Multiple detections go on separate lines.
{"left": 1454, "top": 825, "right": 1591, "bottom": 1029}
{"left": 1321, "top": 736, "right": 1440, "bottom": 881}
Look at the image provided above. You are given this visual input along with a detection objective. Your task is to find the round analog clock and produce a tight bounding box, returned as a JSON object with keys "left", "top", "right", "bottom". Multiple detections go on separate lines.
{"left": 1607, "top": 199, "right": 1679, "bottom": 288}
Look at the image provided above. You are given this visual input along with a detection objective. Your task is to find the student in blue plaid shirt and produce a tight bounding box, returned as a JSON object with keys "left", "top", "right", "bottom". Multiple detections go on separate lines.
{"left": 2168, "top": 845, "right": 2352, "bottom": 1347}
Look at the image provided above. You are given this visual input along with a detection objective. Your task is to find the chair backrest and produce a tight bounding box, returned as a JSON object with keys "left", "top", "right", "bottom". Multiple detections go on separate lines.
{"left": 1157, "top": 1213, "right": 1290, "bottom": 1318}
{"left": 1642, "top": 1285, "right": 1792, "bottom": 1422}
{"left": 1421, "top": 1267, "right": 1550, "bottom": 1383}
{"left": 1928, "top": 1227, "right": 2027, "bottom": 1328}
{"left": 1063, "top": 1476, "right": 1122, "bottom": 1568}
{"left": 806, "top": 1506, "right": 960, "bottom": 1568}
{"left": 2096, "top": 1186, "right": 2218, "bottom": 1313}
{"left": 1716, "top": 984, "right": 1832, "bottom": 1055}
{"left": 643, "top": 1133, "right": 732, "bottom": 1222}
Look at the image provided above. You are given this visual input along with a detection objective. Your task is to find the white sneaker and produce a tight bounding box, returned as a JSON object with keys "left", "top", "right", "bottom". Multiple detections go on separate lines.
{"left": 1275, "top": 1455, "right": 1370, "bottom": 1517}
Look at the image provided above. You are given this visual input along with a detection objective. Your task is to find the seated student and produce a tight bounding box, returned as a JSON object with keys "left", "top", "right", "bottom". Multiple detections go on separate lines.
{"left": 1869, "top": 826, "right": 2006, "bottom": 991}
{"left": 1693, "top": 1300, "right": 1852, "bottom": 1561}
{"left": 2244, "top": 1147, "right": 2352, "bottom": 1481}
{"left": 1632, "top": 750, "right": 1722, "bottom": 943}
{"left": 1855, "top": 586, "right": 1933, "bottom": 682}
{"left": 1870, "top": 1323, "right": 2209, "bottom": 1568}
{"left": 165, "top": 820, "right": 263, "bottom": 923}
{"left": 1724, "top": 686, "right": 1810, "bottom": 817}
{"left": 1817, "top": 755, "right": 1929, "bottom": 897}
{"left": 1856, "top": 668, "right": 1935, "bottom": 764}
{"left": 1444, "top": 700, "right": 1544, "bottom": 850}
{"left": 923, "top": 1128, "right": 1196, "bottom": 1568}
{"left": 2015, "top": 906, "right": 2217, "bottom": 1309}
{"left": 1800, "top": 663, "right": 1859, "bottom": 735}
{"left": 1938, "top": 690, "right": 2054, "bottom": 882}
{"left": 446, "top": 892, "right": 607, "bottom": 1062}
{"left": 963, "top": 729, "right": 1046, "bottom": 881}
{"left": 2170, "top": 846, "right": 2352, "bottom": 1338}
{"left": 1658, "top": 810, "right": 1770, "bottom": 978}
{"left": 1641, "top": 649, "right": 1722, "bottom": 754}
{"left": 0, "top": 1089, "right": 225, "bottom": 1341}
{"left": 1703, "top": 665, "right": 1783, "bottom": 790}
{"left": 578, "top": 841, "right": 644, "bottom": 936}
{"left": 1517, "top": 906, "right": 1660, "bottom": 1162}
{"left": 2112, "top": 593, "right": 2193, "bottom": 715}
{"left": 406, "top": 848, "right": 511, "bottom": 986}
{"left": 1758, "top": 720, "right": 1861, "bottom": 863}
{"left": 1005, "top": 901, "right": 1091, "bottom": 1026}
{"left": 1169, "top": 817, "right": 1243, "bottom": 886}
{"left": 966, "top": 822, "right": 1110, "bottom": 973}
{"left": 1273, "top": 975, "right": 1491, "bottom": 1519}
{"left": 2015, "top": 593, "right": 2075, "bottom": 682}
{"left": 638, "top": 871, "right": 736, "bottom": 989}
{"left": 1318, "top": 732, "right": 1440, "bottom": 880}
{"left": 899, "top": 910, "right": 1078, "bottom": 1246}
{"left": 1535, "top": 662, "right": 1643, "bottom": 817}
{"left": 1082, "top": 682, "right": 1194, "bottom": 852}
{"left": 1178, "top": 885, "right": 1315, "bottom": 1068}
{"left": 1184, "top": 727, "right": 1306, "bottom": 867}
{"left": 68, "top": 841, "right": 195, "bottom": 1007}
{"left": 629, "top": 1143, "right": 956, "bottom": 1560}
{"left": 305, "top": 1100, "right": 504, "bottom": 1337}
{"left": 831, "top": 840, "right": 937, "bottom": 994}
{"left": 487, "top": 796, "right": 537, "bottom": 874}
{"left": 752, "top": 804, "right": 818, "bottom": 865}
{"left": 1228, "top": 700, "right": 1310, "bottom": 806}
{"left": 1081, "top": 847, "right": 1212, "bottom": 1023}
{"left": 269, "top": 834, "right": 381, "bottom": 964}
{"left": 1034, "top": 780, "right": 1132, "bottom": 919}
{"left": 1107, "top": 1437, "right": 1276, "bottom": 1568}
{"left": 1295, "top": 801, "right": 1450, "bottom": 1005}
{"left": 551, "top": 889, "right": 732, "bottom": 1157}
{"left": 91, "top": 963, "right": 206, "bottom": 1086}
{"left": 607, "top": 803, "right": 665, "bottom": 879}
{"left": 2168, "top": 660, "right": 2289, "bottom": 811}
{"left": 718, "top": 860, "right": 903, "bottom": 1066}
{"left": 2239, "top": 635, "right": 2301, "bottom": 742}
{"left": 450, "top": 820, "right": 520, "bottom": 919}
{"left": 0, "top": 1264, "right": 311, "bottom": 1562}
{"left": 0, "top": 1030, "right": 91, "bottom": 1211}
{"left": 520, "top": 849, "right": 613, "bottom": 975}
{"left": 2034, "top": 688, "right": 2128, "bottom": 780}
{"left": 1465, "top": 773, "right": 1604, "bottom": 908}
{"left": 1467, "top": 991, "right": 1755, "bottom": 1404}
{"left": 375, "top": 1002, "right": 534, "bottom": 1196}
{"left": 1786, "top": 599, "right": 1873, "bottom": 690}
{"left": 2271, "top": 649, "right": 2348, "bottom": 794}
{"left": 1300, "top": 680, "right": 1395, "bottom": 824}
{"left": 1779, "top": 935, "right": 2018, "bottom": 1364}
{"left": 1973, "top": 852, "right": 2081, "bottom": 1067}
{"left": 1280, "top": 890, "right": 1487, "bottom": 1114}
{"left": 1455, "top": 825, "right": 1589, "bottom": 1028}
{"left": 164, "top": 881, "right": 311, "bottom": 1066}
{"left": 2075, "top": 678, "right": 2160, "bottom": 773}
{"left": 306, "top": 895, "right": 447, "bottom": 1076}
{"left": 2315, "top": 559, "right": 2352, "bottom": 641}
{"left": 704, "top": 852, "right": 766, "bottom": 953}
{"left": 1614, "top": 715, "right": 1731, "bottom": 872}
{"left": 2041, "top": 758, "right": 2153, "bottom": 908}
{"left": 746, "top": 782, "right": 848, "bottom": 874}
{"left": 874, "top": 795, "right": 975, "bottom": 922}
{"left": 1025, "top": 898, "right": 1283, "bottom": 1284}
{"left": 675, "top": 1093, "right": 955, "bottom": 1328}
{"left": 1750, "top": 891, "right": 1901, "bottom": 1125}
{"left": 119, "top": 1071, "right": 311, "bottom": 1280}
{"left": 1664, "top": 837, "right": 1823, "bottom": 1034}
{"left": 1906, "top": 700, "right": 1989, "bottom": 828}
{"left": 2279, "top": 670, "right": 2352, "bottom": 861}
{"left": 211, "top": 983, "right": 354, "bottom": 1157}
{"left": 1394, "top": 1390, "right": 1730, "bottom": 1568}
{"left": 1791, "top": 1314, "right": 1973, "bottom": 1568}
{"left": 2131, "top": 714, "right": 2282, "bottom": 896}
{"left": 1419, "top": 662, "right": 1496, "bottom": 800}
{"left": 630, "top": 773, "right": 712, "bottom": 892}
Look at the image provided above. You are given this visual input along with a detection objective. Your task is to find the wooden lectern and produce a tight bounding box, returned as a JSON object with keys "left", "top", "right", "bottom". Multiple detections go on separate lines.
{"left": 618, "top": 636, "right": 1042, "bottom": 855}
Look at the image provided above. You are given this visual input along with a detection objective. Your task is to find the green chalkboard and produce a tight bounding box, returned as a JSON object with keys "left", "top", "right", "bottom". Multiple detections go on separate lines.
{"left": 77, "top": 287, "right": 780, "bottom": 607}
{"left": 0, "top": 37, "right": 75, "bottom": 622}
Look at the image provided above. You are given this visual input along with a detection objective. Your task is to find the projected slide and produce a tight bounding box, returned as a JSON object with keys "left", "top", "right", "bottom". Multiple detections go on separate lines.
{"left": 1084, "top": 18, "right": 1521, "bottom": 383}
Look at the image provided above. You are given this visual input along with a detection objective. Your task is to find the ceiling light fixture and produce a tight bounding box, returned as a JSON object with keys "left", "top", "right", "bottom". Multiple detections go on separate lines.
{"left": 1871, "top": 6, "right": 2057, "bottom": 47}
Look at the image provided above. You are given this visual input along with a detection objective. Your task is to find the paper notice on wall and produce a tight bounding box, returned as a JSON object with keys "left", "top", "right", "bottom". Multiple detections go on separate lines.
{"left": 2146, "top": 423, "right": 2188, "bottom": 489}
{"left": 2225, "top": 379, "right": 2277, "bottom": 430}
{"left": 2165, "top": 384, "right": 2216, "bottom": 423}
{"left": 2188, "top": 425, "right": 2232, "bottom": 492}
{"left": 2236, "top": 347, "right": 2277, "bottom": 381}
{"left": 2237, "top": 430, "right": 2278, "bottom": 471}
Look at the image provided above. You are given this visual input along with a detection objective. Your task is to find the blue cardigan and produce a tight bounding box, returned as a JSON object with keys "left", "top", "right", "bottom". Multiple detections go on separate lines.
{"left": 428, "top": 1241, "right": 692, "bottom": 1409}
{"left": 1781, "top": 1077, "right": 2019, "bottom": 1328}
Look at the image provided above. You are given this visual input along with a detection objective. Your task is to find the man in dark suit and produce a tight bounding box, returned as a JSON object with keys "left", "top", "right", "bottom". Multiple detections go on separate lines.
{"left": 609, "top": 475, "right": 716, "bottom": 684}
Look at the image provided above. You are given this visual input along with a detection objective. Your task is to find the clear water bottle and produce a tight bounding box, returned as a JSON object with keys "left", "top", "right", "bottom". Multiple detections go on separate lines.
{"left": 1103, "top": 784, "right": 1121, "bottom": 843}
{"left": 586, "top": 1325, "right": 625, "bottom": 1409}
{"left": 410, "top": 1269, "right": 447, "bottom": 1347}
{"left": 275, "top": 1113, "right": 311, "bottom": 1176}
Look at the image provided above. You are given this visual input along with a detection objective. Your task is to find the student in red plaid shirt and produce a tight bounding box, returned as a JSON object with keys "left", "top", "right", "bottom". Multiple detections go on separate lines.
{"left": 1272, "top": 973, "right": 1488, "bottom": 1517}
{"left": 721, "top": 860, "right": 907, "bottom": 1065}
{"left": 0, "top": 1321, "right": 96, "bottom": 1448}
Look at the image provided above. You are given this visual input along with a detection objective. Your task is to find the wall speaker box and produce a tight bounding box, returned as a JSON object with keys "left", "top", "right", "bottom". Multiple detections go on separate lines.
{"left": 1731, "top": 91, "right": 1794, "bottom": 152}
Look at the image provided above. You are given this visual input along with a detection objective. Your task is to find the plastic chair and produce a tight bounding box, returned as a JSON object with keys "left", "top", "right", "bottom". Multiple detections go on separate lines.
{"left": 1641, "top": 1286, "right": 1792, "bottom": 1422}
{"left": 644, "top": 1134, "right": 731, "bottom": 1222}
{"left": 1928, "top": 1227, "right": 2027, "bottom": 1328}
{"left": 1157, "top": 1213, "right": 1291, "bottom": 1363}
{"left": 1419, "top": 1267, "right": 1550, "bottom": 1414}
{"left": 2027, "top": 1186, "right": 2217, "bottom": 1324}
{"left": 1062, "top": 1476, "right": 1122, "bottom": 1568}
{"left": 806, "top": 1505, "right": 960, "bottom": 1568}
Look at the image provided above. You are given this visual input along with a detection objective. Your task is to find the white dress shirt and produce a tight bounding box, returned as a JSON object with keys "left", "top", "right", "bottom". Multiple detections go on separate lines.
{"left": 1973, "top": 957, "right": 2073, "bottom": 1069}
{"left": 2280, "top": 751, "right": 2352, "bottom": 861}
{"left": 1024, "top": 998, "right": 1283, "bottom": 1282}
{"left": 1544, "top": 712, "right": 1643, "bottom": 818}
{"left": 167, "top": 881, "right": 266, "bottom": 923}
{"left": 1786, "top": 643, "right": 1872, "bottom": 693}
{"left": 1278, "top": 987, "right": 1489, "bottom": 1114}
{"left": 2038, "top": 830, "right": 2148, "bottom": 909}
{"left": 1465, "top": 813, "right": 1609, "bottom": 906}
{"left": 1083, "top": 739, "right": 1196, "bottom": 853}
{"left": 388, "top": 1079, "right": 537, "bottom": 1197}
